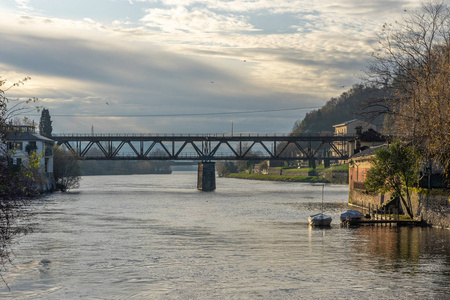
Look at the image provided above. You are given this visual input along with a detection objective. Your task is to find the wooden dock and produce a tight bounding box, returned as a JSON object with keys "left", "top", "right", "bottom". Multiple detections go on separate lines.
{"left": 345, "top": 202, "right": 426, "bottom": 227}
{"left": 342, "top": 218, "right": 424, "bottom": 227}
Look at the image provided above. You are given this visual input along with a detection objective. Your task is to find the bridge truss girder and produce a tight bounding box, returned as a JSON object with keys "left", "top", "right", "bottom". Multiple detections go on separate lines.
{"left": 53, "top": 134, "right": 354, "bottom": 161}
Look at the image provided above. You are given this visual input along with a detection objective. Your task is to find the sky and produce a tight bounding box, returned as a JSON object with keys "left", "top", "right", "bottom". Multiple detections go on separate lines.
{"left": 0, "top": 0, "right": 427, "bottom": 134}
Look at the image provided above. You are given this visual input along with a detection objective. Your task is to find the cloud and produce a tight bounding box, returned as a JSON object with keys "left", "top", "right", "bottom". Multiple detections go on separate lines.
{"left": 0, "top": 0, "right": 427, "bottom": 134}
{"left": 140, "top": 6, "right": 258, "bottom": 33}
{"left": 14, "top": 0, "right": 32, "bottom": 11}
{"left": 0, "top": 15, "right": 315, "bottom": 133}
{"left": 136, "top": 0, "right": 313, "bottom": 14}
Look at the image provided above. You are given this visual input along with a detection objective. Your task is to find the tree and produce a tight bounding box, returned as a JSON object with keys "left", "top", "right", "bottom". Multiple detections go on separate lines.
{"left": 0, "top": 76, "right": 38, "bottom": 286}
{"left": 0, "top": 76, "right": 38, "bottom": 198}
{"left": 20, "top": 151, "right": 46, "bottom": 195}
{"left": 53, "top": 145, "right": 80, "bottom": 192}
{"left": 216, "top": 161, "right": 238, "bottom": 176}
{"left": 364, "top": 142, "right": 420, "bottom": 218}
{"left": 1, "top": 76, "right": 37, "bottom": 137}
{"left": 39, "top": 108, "right": 53, "bottom": 138}
{"left": 366, "top": 1, "right": 450, "bottom": 176}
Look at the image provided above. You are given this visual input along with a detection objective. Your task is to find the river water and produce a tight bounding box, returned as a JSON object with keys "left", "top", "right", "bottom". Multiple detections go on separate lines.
{"left": 1, "top": 172, "right": 449, "bottom": 299}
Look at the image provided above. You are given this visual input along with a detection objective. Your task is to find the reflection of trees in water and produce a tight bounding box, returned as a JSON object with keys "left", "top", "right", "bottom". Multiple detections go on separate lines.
{"left": 0, "top": 198, "right": 29, "bottom": 289}
{"left": 349, "top": 227, "right": 450, "bottom": 272}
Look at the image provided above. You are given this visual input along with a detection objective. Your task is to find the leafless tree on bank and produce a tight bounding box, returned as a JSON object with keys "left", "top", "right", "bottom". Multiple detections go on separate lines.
{"left": 364, "top": 1, "right": 450, "bottom": 175}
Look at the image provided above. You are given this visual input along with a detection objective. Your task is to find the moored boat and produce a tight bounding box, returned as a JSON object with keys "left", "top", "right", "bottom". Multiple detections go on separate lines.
{"left": 340, "top": 210, "right": 364, "bottom": 222}
{"left": 308, "top": 213, "right": 332, "bottom": 227}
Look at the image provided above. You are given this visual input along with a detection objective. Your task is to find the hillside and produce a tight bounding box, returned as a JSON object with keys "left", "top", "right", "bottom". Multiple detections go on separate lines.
{"left": 291, "top": 84, "right": 389, "bottom": 135}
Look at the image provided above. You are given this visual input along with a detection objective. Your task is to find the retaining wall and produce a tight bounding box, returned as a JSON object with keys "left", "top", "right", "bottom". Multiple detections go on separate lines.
{"left": 349, "top": 185, "right": 450, "bottom": 229}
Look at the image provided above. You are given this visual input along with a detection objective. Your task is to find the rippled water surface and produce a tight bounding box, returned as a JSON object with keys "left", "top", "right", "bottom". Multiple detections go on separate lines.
{"left": 1, "top": 172, "right": 450, "bottom": 299}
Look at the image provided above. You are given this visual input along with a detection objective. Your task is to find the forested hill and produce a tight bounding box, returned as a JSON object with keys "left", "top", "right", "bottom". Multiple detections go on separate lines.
{"left": 291, "top": 84, "right": 388, "bottom": 135}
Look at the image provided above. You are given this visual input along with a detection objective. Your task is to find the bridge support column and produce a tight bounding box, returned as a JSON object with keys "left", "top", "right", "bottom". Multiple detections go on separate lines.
{"left": 197, "top": 162, "right": 216, "bottom": 191}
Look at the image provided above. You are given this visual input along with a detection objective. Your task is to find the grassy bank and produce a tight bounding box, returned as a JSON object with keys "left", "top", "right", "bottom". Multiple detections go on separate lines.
{"left": 224, "top": 173, "right": 329, "bottom": 183}
{"left": 224, "top": 164, "right": 349, "bottom": 184}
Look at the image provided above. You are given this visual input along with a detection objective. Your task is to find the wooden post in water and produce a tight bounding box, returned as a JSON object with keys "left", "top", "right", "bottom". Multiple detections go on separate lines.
{"left": 388, "top": 207, "right": 392, "bottom": 227}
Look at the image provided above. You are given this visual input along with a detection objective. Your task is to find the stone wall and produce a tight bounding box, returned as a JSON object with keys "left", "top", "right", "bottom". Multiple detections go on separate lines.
{"left": 410, "top": 191, "right": 450, "bottom": 229}
{"left": 348, "top": 186, "right": 391, "bottom": 209}
{"left": 349, "top": 185, "right": 450, "bottom": 229}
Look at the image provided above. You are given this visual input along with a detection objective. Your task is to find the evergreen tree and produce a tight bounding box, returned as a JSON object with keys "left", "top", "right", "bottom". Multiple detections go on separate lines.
{"left": 39, "top": 108, "right": 53, "bottom": 137}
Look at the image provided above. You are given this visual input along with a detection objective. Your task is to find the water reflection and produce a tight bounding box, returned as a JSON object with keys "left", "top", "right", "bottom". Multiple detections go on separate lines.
{"left": 350, "top": 227, "right": 450, "bottom": 263}
{"left": 0, "top": 174, "right": 449, "bottom": 299}
{"left": 348, "top": 226, "right": 450, "bottom": 292}
{"left": 0, "top": 198, "right": 31, "bottom": 289}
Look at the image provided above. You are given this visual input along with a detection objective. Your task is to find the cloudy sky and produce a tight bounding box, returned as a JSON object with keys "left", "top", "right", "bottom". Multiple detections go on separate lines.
{"left": 0, "top": 0, "right": 425, "bottom": 134}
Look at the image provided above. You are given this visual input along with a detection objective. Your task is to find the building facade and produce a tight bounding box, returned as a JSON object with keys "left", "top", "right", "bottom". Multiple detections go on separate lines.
{"left": 1, "top": 125, "right": 55, "bottom": 192}
{"left": 332, "top": 119, "right": 377, "bottom": 158}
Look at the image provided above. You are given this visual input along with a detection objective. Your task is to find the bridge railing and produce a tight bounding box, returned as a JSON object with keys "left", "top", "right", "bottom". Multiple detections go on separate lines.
{"left": 52, "top": 132, "right": 339, "bottom": 138}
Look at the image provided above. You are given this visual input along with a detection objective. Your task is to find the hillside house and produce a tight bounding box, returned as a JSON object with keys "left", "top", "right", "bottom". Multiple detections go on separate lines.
{"left": 332, "top": 119, "right": 377, "bottom": 158}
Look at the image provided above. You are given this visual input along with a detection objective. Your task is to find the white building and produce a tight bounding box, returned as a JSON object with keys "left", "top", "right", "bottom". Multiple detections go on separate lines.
{"left": 1, "top": 125, "right": 55, "bottom": 191}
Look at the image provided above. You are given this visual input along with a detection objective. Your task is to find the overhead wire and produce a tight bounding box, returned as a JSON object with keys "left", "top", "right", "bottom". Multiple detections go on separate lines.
{"left": 25, "top": 106, "right": 321, "bottom": 118}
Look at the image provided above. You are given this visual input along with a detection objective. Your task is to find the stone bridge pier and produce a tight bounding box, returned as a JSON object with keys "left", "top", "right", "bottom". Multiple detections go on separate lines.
{"left": 197, "top": 162, "right": 216, "bottom": 191}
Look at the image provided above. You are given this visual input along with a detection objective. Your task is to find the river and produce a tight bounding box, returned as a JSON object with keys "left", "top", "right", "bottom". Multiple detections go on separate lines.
{"left": 1, "top": 172, "right": 449, "bottom": 299}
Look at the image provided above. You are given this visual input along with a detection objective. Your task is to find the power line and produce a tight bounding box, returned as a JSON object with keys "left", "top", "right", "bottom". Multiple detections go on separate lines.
{"left": 26, "top": 106, "right": 321, "bottom": 118}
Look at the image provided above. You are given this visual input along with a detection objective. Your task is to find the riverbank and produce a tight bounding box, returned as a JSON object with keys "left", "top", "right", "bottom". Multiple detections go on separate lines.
{"left": 224, "top": 173, "right": 329, "bottom": 183}
{"left": 224, "top": 164, "right": 349, "bottom": 184}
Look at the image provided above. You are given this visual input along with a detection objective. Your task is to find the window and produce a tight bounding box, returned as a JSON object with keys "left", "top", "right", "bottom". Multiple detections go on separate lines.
{"left": 15, "top": 157, "right": 22, "bottom": 165}
{"left": 14, "top": 142, "right": 23, "bottom": 150}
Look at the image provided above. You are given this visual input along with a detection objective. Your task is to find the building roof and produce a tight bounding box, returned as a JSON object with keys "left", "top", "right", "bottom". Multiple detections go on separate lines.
{"left": 332, "top": 119, "right": 378, "bottom": 128}
{"left": 348, "top": 128, "right": 386, "bottom": 143}
{"left": 359, "top": 128, "right": 385, "bottom": 142}
{"left": 6, "top": 132, "right": 54, "bottom": 142}
{"left": 332, "top": 119, "right": 359, "bottom": 128}
{"left": 352, "top": 143, "right": 389, "bottom": 158}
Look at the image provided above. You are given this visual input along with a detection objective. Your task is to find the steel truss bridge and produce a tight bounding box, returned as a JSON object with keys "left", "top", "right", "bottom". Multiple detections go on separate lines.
{"left": 52, "top": 133, "right": 356, "bottom": 162}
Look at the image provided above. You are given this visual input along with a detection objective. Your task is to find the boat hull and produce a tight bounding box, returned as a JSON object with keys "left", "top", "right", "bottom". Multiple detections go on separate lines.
{"left": 340, "top": 210, "right": 364, "bottom": 222}
{"left": 308, "top": 213, "right": 332, "bottom": 227}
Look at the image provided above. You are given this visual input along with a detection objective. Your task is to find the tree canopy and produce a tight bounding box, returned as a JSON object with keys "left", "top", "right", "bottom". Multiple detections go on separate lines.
{"left": 364, "top": 142, "right": 420, "bottom": 218}
{"left": 291, "top": 84, "right": 387, "bottom": 135}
